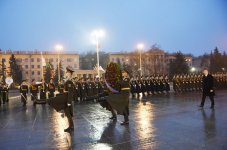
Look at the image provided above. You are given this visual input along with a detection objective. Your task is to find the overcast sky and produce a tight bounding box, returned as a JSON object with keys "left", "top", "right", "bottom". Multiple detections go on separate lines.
{"left": 0, "top": 0, "right": 227, "bottom": 56}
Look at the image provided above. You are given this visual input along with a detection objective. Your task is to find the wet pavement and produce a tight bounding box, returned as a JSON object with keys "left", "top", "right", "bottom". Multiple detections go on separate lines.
{"left": 1, "top": 90, "right": 227, "bottom": 150}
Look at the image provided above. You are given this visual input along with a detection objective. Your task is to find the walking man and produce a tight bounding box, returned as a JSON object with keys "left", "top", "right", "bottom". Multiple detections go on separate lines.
{"left": 199, "top": 68, "right": 215, "bottom": 109}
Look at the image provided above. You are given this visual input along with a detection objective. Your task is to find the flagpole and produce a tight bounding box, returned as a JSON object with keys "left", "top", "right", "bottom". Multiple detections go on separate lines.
{"left": 41, "top": 51, "right": 43, "bottom": 79}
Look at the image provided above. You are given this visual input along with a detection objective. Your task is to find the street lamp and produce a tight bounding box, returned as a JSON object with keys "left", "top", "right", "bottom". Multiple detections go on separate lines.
{"left": 55, "top": 44, "right": 63, "bottom": 82}
{"left": 137, "top": 43, "right": 144, "bottom": 77}
{"left": 91, "top": 29, "right": 105, "bottom": 78}
{"left": 190, "top": 67, "right": 196, "bottom": 73}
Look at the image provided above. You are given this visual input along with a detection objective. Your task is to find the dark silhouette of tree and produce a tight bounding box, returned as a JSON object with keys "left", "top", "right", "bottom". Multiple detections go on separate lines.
{"left": 169, "top": 51, "right": 189, "bottom": 79}
{"left": 9, "top": 54, "right": 22, "bottom": 84}
{"left": 80, "top": 51, "right": 109, "bottom": 69}
{"left": 44, "top": 62, "right": 54, "bottom": 83}
{"left": 54, "top": 60, "right": 64, "bottom": 84}
{"left": 209, "top": 47, "right": 224, "bottom": 73}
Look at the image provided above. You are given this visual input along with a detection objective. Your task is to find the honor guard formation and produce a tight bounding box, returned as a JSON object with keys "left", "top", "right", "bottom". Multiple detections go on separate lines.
{"left": 1, "top": 72, "right": 227, "bottom": 107}
{"left": 172, "top": 72, "right": 227, "bottom": 93}
{"left": 130, "top": 75, "right": 170, "bottom": 98}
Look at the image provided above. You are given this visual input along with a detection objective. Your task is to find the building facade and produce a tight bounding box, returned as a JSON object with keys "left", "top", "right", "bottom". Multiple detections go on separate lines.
{"left": 109, "top": 50, "right": 193, "bottom": 76}
{"left": 1, "top": 50, "right": 79, "bottom": 82}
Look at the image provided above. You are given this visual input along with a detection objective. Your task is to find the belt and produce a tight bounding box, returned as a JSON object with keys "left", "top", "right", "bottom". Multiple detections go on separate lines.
{"left": 121, "top": 88, "right": 130, "bottom": 90}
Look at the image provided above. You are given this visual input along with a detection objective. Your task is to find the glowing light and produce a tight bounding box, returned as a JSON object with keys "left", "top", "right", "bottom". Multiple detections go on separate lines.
{"left": 137, "top": 43, "right": 144, "bottom": 50}
{"left": 191, "top": 67, "right": 196, "bottom": 72}
{"left": 55, "top": 44, "right": 63, "bottom": 51}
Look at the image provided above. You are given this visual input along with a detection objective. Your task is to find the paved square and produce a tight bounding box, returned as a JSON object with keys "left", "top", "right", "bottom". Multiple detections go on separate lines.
{"left": 0, "top": 90, "right": 227, "bottom": 150}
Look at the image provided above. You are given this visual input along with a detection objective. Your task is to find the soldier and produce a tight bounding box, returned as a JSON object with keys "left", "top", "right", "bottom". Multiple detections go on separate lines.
{"left": 81, "top": 78, "right": 87, "bottom": 101}
{"left": 48, "top": 78, "right": 55, "bottom": 98}
{"left": 58, "top": 79, "right": 64, "bottom": 94}
{"left": 1, "top": 84, "right": 9, "bottom": 104}
{"left": 87, "top": 77, "right": 94, "bottom": 100}
{"left": 130, "top": 77, "right": 136, "bottom": 98}
{"left": 141, "top": 76, "right": 147, "bottom": 96}
{"left": 63, "top": 66, "right": 75, "bottom": 132}
{"left": 72, "top": 77, "right": 79, "bottom": 102}
{"left": 108, "top": 69, "right": 131, "bottom": 125}
{"left": 93, "top": 77, "right": 100, "bottom": 101}
{"left": 40, "top": 79, "right": 47, "bottom": 99}
{"left": 20, "top": 80, "right": 29, "bottom": 106}
{"left": 119, "top": 69, "right": 131, "bottom": 125}
{"left": 164, "top": 75, "right": 170, "bottom": 94}
{"left": 135, "top": 76, "right": 141, "bottom": 97}
{"left": 30, "top": 79, "right": 38, "bottom": 101}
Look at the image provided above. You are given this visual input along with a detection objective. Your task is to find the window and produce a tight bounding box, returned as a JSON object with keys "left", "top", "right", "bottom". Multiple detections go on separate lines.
{"left": 32, "top": 71, "right": 35, "bottom": 75}
{"left": 37, "top": 58, "right": 40, "bottom": 62}
{"left": 37, "top": 71, "right": 40, "bottom": 75}
{"left": 37, "top": 65, "right": 40, "bottom": 68}
{"left": 67, "top": 58, "right": 73, "bottom": 62}
{"left": 31, "top": 65, "right": 34, "bottom": 69}
{"left": 31, "top": 58, "right": 34, "bottom": 62}
{"left": 112, "top": 58, "right": 115, "bottom": 62}
{"left": 24, "top": 58, "right": 28, "bottom": 62}
{"left": 26, "top": 71, "right": 28, "bottom": 74}
{"left": 49, "top": 58, "right": 53, "bottom": 62}
{"left": 25, "top": 65, "right": 28, "bottom": 69}
{"left": 16, "top": 58, "right": 22, "bottom": 62}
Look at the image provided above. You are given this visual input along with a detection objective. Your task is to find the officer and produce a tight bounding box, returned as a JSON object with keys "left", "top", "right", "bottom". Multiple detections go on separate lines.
{"left": 119, "top": 69, "right": 131, "bottom": 125}
{"left": 130, "top": 77, "right": 136, "bottom": 98}
{"left": 81, "top": 78, "right": 87, "bottom": 101}
{"left": 30, "top": 79, "right": 38, "bottom": 101}
{"left": 1, "top": 84, "right": 8, "bottom": 104}
{"left": 48, "top": 78, "right": 55, "bottom": 98}
{"left": 64, "top": 66, "right": 75, "bottom": 132}
{"left": 20, "top": 80, "right": 28, "bottom": 106}
{"left": 40, "top": 79, "right": 47, "bottom": 99}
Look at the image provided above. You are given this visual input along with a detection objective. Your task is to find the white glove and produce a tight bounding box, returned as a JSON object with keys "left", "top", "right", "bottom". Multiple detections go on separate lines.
{"left": 67, "top": 103, "right": 71, "bottom": 106}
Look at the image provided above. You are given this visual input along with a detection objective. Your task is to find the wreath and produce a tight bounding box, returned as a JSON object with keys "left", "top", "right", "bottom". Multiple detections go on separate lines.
{"left": 105, "top": 62, "right": 122, "bottom": 92}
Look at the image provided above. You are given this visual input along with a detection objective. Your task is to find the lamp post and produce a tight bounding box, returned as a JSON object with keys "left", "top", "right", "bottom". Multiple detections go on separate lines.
{"left": 137, "top": 43, "right": 144, "bottom": 77}
{"left": 91, "top": 29, "right": 105, "bottom": 78}
{"left": 55, "top": 44, "right": 63, "bottom": 82}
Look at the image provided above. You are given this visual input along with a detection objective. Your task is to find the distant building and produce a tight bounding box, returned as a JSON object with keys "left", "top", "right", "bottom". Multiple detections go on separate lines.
{"left": 1, "top": 50, "right": 79, "bottom": 82}
{"left": 109, "top": 50, "right": 193, "bottom": 76}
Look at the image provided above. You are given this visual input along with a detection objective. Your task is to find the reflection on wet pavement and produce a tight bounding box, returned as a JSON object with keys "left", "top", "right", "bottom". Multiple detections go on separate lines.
{"left": 1, "top": 90, "right": 227, "bottom": 150}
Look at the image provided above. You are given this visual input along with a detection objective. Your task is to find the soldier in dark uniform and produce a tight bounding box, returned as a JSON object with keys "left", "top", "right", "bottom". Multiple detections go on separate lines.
{"left": 20, "top": 80, "right": 28, "bottom": 106}
{"left": 130, "top": 77, "right": 136, "bottom": 98}
{"left": 64, "top": 66, "right": 75, "bottom": 132}
{"left": 93, "top": 77, "right": 99, "bottom": 101}
{"left": 135, "top": 76, "right": 141, "bottom": 97}
{"left": 141, "top": 76, "right": 146, "bottom": 96}
{"left": 119, "top": 69, "right": 131, "bottom": 125}
{"left": 40, "top": 79, "right": 47, "bottom": 99}
{"left": 199, "top": 68, "right": 215, "bottom": 109}
{"left": 48, "top": 78, "right": 55, "bottom": 98}
{"left": 1, "top": 84, "right": 9, "bottom": 104}
{"left": 58, "top": 79, "right": 64, "bottom": 94}
{"left": 30, "top": 79, "right": 38, "bottom": 101}
{"left": 72, "top": 77, "right": 79, "bottom": 102}
{"left": 81, "top": 78, "right": 87, "bottom": 101}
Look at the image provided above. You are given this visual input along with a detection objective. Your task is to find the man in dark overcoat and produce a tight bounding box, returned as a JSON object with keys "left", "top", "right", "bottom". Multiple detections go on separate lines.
{"left": 199, "top": 68, "right": 215, "bottom": 109}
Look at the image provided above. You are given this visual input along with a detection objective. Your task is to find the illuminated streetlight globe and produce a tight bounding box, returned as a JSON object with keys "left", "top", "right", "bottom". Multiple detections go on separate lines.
{"left": 137, "top": 43, "right": 144, "bottom": 50}
{"left": 55, "top": 44, "right": 63, "bottom": 51}
{"left": 91, "top": 29, "right": 105, "bottom": 38}
{"left": 191, "top": 67, "right": 196, "bottom": 72}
